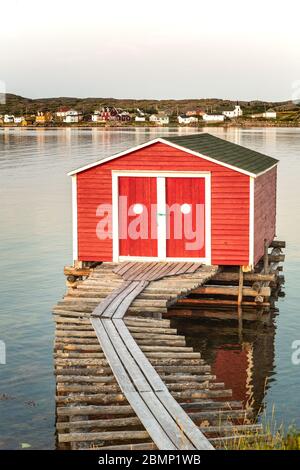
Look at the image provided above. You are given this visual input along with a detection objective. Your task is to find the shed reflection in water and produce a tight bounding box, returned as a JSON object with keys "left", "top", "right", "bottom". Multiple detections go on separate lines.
{"left": 172, "top": 313, "right": 276, "bottom": 418}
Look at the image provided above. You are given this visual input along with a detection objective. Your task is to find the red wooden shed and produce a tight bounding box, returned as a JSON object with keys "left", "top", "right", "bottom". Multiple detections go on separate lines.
{"left": 68, "top": 133, "right": 278, "bottom": 270}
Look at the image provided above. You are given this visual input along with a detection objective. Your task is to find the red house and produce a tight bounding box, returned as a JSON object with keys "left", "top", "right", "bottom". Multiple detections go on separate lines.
{"left": 68, "top": 134, "right": 278, "bottom": 270}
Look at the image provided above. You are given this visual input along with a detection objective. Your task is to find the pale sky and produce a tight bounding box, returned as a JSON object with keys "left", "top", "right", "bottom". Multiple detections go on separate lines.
{"left": 1, "top": 0, "right": 300, "bottom": 101}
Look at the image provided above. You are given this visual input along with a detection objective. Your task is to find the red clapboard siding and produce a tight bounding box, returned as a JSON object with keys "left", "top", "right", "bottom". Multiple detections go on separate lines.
{"left": 254, "top": 166, "right": 277, "bottom": 265}
{"left": 166, "top": 177, "right": 206, "bottom": 258}
{"left": 118, "top": 176, "right": 157, "bottom": 257}
{"left": 77, "top": 142, "right": 250, "bottom": 265}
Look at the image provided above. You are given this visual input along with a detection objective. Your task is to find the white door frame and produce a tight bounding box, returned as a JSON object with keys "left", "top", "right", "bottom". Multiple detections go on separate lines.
{"left": 112, "top": 170, "right": 211, "bottom": 264}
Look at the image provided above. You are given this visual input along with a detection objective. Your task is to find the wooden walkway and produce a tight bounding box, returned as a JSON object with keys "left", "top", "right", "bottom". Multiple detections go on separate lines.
{"left": 54, "top": 262, "right": 262, "bottom": 450}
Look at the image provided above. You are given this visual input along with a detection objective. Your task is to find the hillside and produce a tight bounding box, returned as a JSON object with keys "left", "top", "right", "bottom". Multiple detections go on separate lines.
{"left": 0, "top": 93, "right": 299, "bottom": 116}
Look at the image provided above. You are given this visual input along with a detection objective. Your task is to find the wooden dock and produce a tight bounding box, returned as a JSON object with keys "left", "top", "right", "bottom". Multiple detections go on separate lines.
{"left": 54, "top": 262, "right": 263, "bottom": 450}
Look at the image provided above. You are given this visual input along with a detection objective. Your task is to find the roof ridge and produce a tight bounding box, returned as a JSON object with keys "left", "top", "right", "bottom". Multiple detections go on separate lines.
{"left": 163, "top": 132, "right": 276, "bottom": 158}
{"left": 161, "top": 133, "right": 278, "bottom": 175}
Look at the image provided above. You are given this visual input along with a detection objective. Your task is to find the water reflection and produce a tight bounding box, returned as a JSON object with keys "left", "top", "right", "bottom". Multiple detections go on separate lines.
{"left": 0, "top": 127, "right": 299, "bottom": 448}
{"left": 172, "top": 313, "right": 276, "bottom": 419}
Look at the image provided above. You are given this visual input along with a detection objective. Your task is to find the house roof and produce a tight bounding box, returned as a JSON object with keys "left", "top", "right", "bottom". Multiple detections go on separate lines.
{"left": 68, "top": 133, "right": 278, "bottom": 177}
{"left": 57, "top": 107, "right": 70, "bottom": 112}
{"left": 164, "top": 134, "right": 278, "bottom": 175}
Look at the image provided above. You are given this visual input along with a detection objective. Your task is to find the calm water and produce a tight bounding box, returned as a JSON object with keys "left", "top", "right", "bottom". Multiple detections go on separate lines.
{"left": 0, "top": 127, "right": 299, "bottom": 449}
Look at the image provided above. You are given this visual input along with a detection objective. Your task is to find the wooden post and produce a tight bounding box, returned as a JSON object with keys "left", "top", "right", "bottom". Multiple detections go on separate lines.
{"left": 263, "top": 239, "right": 269, "bottom": 274}
{"left": 237, "top": 305, "right": 243, "bottom": 343}
{"left": 74, "top": 260, "right": 83, "bottom": 269}
{"left": 237, "top": 266, "right": 243, "bottom": 306}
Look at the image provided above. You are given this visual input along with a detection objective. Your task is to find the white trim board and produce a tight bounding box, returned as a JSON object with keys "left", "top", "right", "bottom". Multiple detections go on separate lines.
{"left": 71, "top": 175, "right": 78, "bottom": 262}
{"left": 156, "top": 176, "right": 166, "bottom": 259}
{"left": 249, "top": 176, "right": 255, "bottom": 269}
{"left": 68, "top": 137, "right": 278, "bottom": 179}
{"left": 111, "top": 171, "right": 211, "bottom": 264}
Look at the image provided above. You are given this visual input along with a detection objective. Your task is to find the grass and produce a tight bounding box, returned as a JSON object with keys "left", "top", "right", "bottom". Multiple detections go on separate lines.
{"left": 226, "top": 426, "right": 300, "bottom": 450}
{"left": 224, "top": 406, "right": 300, "bottom": 450}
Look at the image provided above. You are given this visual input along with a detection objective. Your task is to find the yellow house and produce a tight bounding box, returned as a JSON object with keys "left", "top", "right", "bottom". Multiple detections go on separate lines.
{"left": 35, "top": 112, "right": 53, "bottom": 124}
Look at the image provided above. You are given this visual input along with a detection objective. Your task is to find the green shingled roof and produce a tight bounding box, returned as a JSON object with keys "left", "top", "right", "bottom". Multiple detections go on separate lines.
{"left": 163, "top": 133, "right": 278, "bottom": 175}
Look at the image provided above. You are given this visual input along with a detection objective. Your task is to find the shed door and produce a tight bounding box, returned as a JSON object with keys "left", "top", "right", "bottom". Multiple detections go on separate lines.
{"left": 118, "top": 176, "right": 157, "bottom": 257}
{"left": 166, "top": 177, "right": 206, "bottom": 258}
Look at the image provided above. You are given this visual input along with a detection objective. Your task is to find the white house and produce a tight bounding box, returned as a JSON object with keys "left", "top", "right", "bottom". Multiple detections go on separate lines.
{"left": 4, "top": 114, "right": 15, "bottom": 123}
{"left": 202, "top": 113, "right": 225, "bottom": 122}
{"left": 149, "top": 113, "right": 169, "bottom": 125}
{"left": 63, "top": 110, "right": 82, "bottom": 123}
{"left": 178, "top": 115, "right": 198, "bottom": 124}
{"left": 251, "top": 108, "right": 277, "bottom": 119}
{"left": 135, "top": 116, "right": 146, "bottom": 122}
{"left": 91, "top": 111, "right": 103, "bottom": 122}
{"left": 263, "top": 109, "right": 277, "bottom": 119}
{"left": 222, "top": 105, "right": 243, "bottom": 119}
{"left": 14, "top": 116, "right": 24, "bottom": 124}
{"left": 56, "top": 107, "right": 71, "bottom": 119}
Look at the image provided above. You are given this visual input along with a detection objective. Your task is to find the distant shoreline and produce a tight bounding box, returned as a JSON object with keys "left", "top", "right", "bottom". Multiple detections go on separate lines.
{"left": 1, "top": 121, "right": 300, "bottom": 130}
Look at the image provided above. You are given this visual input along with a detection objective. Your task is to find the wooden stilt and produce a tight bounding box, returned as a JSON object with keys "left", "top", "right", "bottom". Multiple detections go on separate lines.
{"left": 237, "top": 267, "right": 244, "bottom": 306}
{"left": 263, "top": 240, "right": 269, "bottom": 274}
{"left": 237, "top": 306, "right": 243, "bottom": 343}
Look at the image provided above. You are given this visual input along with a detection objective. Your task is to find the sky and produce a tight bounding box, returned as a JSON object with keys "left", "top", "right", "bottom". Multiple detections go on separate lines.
{"left": 1, "top": 0, "right": 300, "bottom": 101}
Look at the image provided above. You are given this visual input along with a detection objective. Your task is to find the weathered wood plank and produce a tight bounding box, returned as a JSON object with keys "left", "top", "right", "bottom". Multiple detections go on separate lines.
{"left": 91, "top": 280, "right": 132, "bottom": 317}
{"left": 109, "top": 281, "right": 149, "bottom": 319}
{"left": 91, "top": 318, "right": 135, "bottom": 393}
{"left": 100, "top": 319, "right": 151, "bottom": 392}
{"left": 140, "top": 391, "right": 195, "bottom": 450}
{"left": 113, "top": 319, "right": 167, "bottom": 392}
{"left": 157, "top": 390, "right": 214, "bottom": 450}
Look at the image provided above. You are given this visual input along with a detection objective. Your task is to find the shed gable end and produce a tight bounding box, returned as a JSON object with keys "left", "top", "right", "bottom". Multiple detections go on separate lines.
{"left": 76, "top": 142, "right": 250, "bottom": 266}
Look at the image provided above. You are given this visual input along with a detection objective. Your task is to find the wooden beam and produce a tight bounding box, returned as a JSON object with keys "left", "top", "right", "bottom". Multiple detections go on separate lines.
{"left": 64, "top": 266, "right": 92, "bottom": 277}
{"left": 269, "top": 254, "right": 285, "bottom": 263}
{"left": 237, "top": 267, "right": 243, "bottom": 306}
{"left": 270, "top": 240, "right": 286, "bottom": 248}
{"left": 190, "top": 285, "right": 271, "bottom": 297}
{"left": 211, "top": 272, "right": 276, "bottom": 283}
{"left": 263, "top": 239, "right": 269, "bottom": 274}
{"left": 175, "top": 298, "right": 270, "bottom": 307}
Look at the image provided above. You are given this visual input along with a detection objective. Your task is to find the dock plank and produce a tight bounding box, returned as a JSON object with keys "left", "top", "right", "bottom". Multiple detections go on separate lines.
{"left": 113, "top": 318, "right": 166, "bottom": 392}
{"left": 54, "top": 261, "right": 257, "bottom": 450}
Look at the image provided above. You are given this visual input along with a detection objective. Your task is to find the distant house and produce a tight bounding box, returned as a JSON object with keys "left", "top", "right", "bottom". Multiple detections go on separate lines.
{"left": 14, "top": 116, "right": 25, "bottom": 124}
{"left": 135, "top": 109, "right": 146, "bottom": 122}
{"left": 202, "top": 113, "right": 225, "bottom": 122}
{"left": 177, "top": 115, "right": 198, "bottom": 124}
{"left": 135, "top": 116, "right": 146, "bottom": 122}
{"left": 118, "top": 111, "right": 131, "bottom": 122}
{"left": 251, "top": 108, "right": 277, "bottom": 119}
{"left": 222, "top": 105, "right": 243, "bottom": 119}
{"left": 63, "top": 110, "right": 83, "bottom": 123}
{"left": 149, "top": 113, "right": 169, "bottom": 125}
{"left": 4, "top": 114, "right": 14, "bottom": 123}
{"left": 91, "top": 111, "right": 103, "bottom": 123}
{"left": 92, "top": 109, "right": 109, "bottom": 122}
{"left": 263, "top": 108, "right": 277, "bottom": 119}
{"left": 186, "top": 109, "right": 205, "bottom": 117}
{"left": 109, "top": 107, "right": 120, "bottom": 120}
{"left": 56, "top": 107, "right": 71, "bottom": 119}
{"left": 36, "top": 111, "right": 53, "bottom": 124}
{"left": 92, "top": 107, "right": 121, "bottom": 122}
